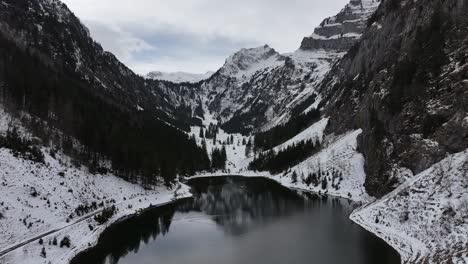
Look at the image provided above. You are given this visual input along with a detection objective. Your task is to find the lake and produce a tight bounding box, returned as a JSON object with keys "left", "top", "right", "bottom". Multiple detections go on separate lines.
{"left": 71, "top": 176, "right": 400, "bottom": 264}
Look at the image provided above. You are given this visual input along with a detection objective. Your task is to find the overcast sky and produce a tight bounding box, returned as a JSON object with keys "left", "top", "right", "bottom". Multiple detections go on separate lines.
{"left": 61, "top": 0, "right": 348, "bottom": 75}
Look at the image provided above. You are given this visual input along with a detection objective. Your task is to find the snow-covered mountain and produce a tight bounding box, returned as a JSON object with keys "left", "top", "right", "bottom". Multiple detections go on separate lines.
{"left": 217, "top": 45, "right": 285, "bottom": 81}
{"left": 146, "top": 71, "right": 214, "bottom": 83}
{"left": 180, "top": 0, "right": 382, "bottom": 133}
{"left": 1, "top": 0, "right": 467, "bottom": 263}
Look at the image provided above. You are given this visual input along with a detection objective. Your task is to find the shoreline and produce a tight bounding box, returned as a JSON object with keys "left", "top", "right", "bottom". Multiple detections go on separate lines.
{"left": 3, "top": 173, "right": 411, "bottom": 264}
{"left": 64, "top": 187, "right": 193, "bottom": 264}
{"left": 188, "top": 173, "right": 406, "bottom": 262}
{"left": 0, "top": 183, "right": 193, "bottom": 264}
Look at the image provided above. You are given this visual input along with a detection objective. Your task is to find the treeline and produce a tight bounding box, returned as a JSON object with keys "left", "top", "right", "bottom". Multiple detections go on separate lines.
{"left": 0, "top": 127, "right": 45, "bottom": 163}
{"left": 200, "top": 124, "right": 219, "bottom": 140}
{"left": 254, "top": 108, "right": 321, "bottom": 151}
{"left": 0, "top": 33, "right": 210, "bottom": 185}
{"left": 294, "top": 168, "right": 344, "bottom": 191}
{"left": 249, "top": 138, "right": 321, "bottom": 173}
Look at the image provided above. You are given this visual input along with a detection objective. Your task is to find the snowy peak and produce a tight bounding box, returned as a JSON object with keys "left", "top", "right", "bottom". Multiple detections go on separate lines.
{"left": 300, "top": 0, "right": 380, "bottom": 51}
{"left": 146, "top": 71, "right": 214, "bottom": 83}
{"left": 218, "top": 45, "right": 285, "bottom": 80}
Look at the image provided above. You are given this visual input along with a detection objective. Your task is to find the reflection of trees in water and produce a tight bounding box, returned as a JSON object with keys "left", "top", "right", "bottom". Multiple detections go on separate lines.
{"left": 188, "top": 178, "right": 308, "bottom": 235}
{"left": 71, "top": 205, "right": 177, "bottom": 264}
{"left": 295, "top": 190, "right": 357, "bottom": 215}
{"left": 72, "top": 177, "right": 360, "bottom": 264}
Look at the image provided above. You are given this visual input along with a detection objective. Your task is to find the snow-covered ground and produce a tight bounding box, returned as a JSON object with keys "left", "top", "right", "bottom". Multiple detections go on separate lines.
{"left": 192, "top": 115, "right": 371, "bottom": 203}
{"left": 190, "top": 112, "right": 252, "bottom": 173}
{"left": 0, "top": 107, "right": 192, "bottom": 264}
{"left": 351, "top": 150, "right": 468, "bottom": 263}
{"left": 272, "top": 129, "right": 371, "bottom": 202}
{"left": 0, "top": 146, "right": 191, "bottom": 264}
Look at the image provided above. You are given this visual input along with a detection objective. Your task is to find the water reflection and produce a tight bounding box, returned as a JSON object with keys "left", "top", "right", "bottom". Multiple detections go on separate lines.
{"left": 186, "top": 177, "right": 313, "bottom": 236}
{"left": 72, "top": 177, "right": 400, "bottom": 264}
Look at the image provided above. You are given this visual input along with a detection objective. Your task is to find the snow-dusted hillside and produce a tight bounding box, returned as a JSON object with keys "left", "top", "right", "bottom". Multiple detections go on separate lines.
{"left": 0, "top": 148, "right": 190, "bottom": 264}
{"left": 0, "top": 108, "right": 191, "bottom": 264}
{"left": 146, "top": 71, "right": 214, "bottom": 83}
{"left": 275, "top": 129, "right": 371, "bottom": 202}
{"left": 351, "top": 150, "right": 468, "bottom": 263}
{"left": 191, "top": 115, "right": 370, "bottom": 203}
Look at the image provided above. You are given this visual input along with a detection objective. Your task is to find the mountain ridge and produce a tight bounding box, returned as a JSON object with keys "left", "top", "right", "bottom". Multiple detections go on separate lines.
{"left": 146, "top": 71, "right": 214, "bottom": 83}
{"left": 0, "top": 0, "right": 467, "bottom": 263}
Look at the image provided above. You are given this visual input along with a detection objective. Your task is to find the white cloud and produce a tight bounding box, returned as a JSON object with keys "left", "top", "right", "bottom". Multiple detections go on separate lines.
{"left": 61, "top": 0, "right": 349, "bottom": 74}
{"left": 128, "top": 55, "right": 227, "bottom": 77}
{"left": 86, "top": 21, "right": 156, "bottom": 62}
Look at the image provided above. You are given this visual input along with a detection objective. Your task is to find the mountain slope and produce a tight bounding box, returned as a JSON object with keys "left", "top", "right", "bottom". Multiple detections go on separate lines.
{"left": 351, "top": 150, "right": 468, "bottom": 263}
{"left": 0, "top": 0, "right": 211, "bottom": 183}
{"left": 0, "top": 0, "right": 199, "bottom": 129}
{"left": 181, "top": 0, "right": 381, "bottom": 134}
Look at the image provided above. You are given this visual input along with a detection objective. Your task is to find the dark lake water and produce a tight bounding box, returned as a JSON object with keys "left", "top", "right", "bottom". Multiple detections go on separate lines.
{"left": 71, "top": 176, "right": 400, "bottom": 264}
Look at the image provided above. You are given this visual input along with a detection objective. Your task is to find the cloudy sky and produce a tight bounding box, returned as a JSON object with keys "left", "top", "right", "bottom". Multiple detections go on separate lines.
{"left": 61, "top": 0, "right": 348, "bottom": 75}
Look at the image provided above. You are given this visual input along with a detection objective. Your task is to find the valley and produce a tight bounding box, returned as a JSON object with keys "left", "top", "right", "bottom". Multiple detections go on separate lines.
{"left": 0, "top": 0, "right": 467, "bottom": 263}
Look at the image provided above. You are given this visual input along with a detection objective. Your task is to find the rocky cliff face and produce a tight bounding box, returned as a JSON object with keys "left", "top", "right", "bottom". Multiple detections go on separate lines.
{"left": 316, "top": 0, "right": 468, "bottom": 197}
{"left": 300, "top": 0, "right": 380, "bottom": 51}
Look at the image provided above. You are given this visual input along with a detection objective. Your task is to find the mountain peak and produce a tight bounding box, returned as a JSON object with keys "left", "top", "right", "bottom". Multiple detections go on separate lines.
{"left": 219, "top": 45, "right": 284, "bottom": 79}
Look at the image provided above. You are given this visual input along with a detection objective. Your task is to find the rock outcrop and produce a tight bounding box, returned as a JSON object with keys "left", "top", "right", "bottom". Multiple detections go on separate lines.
{"left": 300, "top": 0, "right": 380, "bottom": 51}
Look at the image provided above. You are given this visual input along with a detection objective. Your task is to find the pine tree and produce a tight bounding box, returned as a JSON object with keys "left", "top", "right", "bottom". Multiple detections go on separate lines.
{"left": 245, "top": 138, "right": 252, "bottom": 157}
{"left": 292, "top": 171, "right": 298, "bottom": 183}
{"left": 321, "top": 177, "right": 328, "bottom": 190}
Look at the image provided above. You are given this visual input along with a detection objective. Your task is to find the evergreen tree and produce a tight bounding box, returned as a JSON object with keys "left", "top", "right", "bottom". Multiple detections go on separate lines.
{"left": 321, "top": 177, "right": 328, "bottom": 190}
{"left": 245, "top": 138, "right": 252, "bottom": 158}
{"left": 248, "top": 138, "right": 321, "bottom": 173}
{"left": 292, "top": 171, "right": 298, "bottom": 184}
